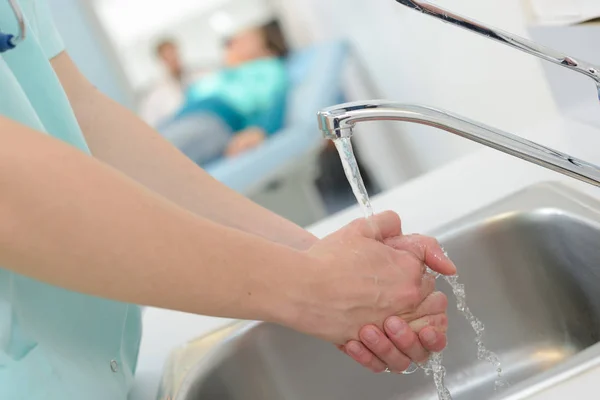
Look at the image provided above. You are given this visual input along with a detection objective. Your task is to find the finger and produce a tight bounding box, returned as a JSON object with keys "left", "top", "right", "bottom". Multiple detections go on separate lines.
{"left": 359, "top": 211, "right": 402, "bottom": 240}
{"left": 384, "top": 316, "right": 430, "bottom": 364}
{"left": 408, "top": 314, "right": 449, "bottom": 353}
{"left": 343, "top": 340, "right": 387, "bottom": 373}
{"left": 419, "top": 326, "right": 448, "bottom": 353}
{"left": 359, "top": 325, "right": 411, "bottom": 373}
{"left": 408, "top": 313, "right": 448, "bottom": 333}
{"left": 404, "top": 291, "right": 448, "bottom": 321}
{"left": 384, "top": 234, "right": 456, "bottom": 275}
{"left": 419, "top": 271, "right": 437, "bottom": 304}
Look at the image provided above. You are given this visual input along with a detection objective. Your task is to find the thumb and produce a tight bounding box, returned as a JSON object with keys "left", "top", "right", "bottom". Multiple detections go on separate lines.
{"left": 358, "top": 211, "right": 403, "bottom": 241}
{"left": 384, "top": 234, "right": 457, "bottom": 276}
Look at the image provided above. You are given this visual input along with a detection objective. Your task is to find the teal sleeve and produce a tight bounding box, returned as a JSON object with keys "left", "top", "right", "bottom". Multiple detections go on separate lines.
{"left": 24, "top": 0, "right": 65, "bottom": 59}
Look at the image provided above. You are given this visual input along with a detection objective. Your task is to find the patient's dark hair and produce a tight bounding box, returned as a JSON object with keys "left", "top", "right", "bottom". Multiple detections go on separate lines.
{"left": 260, "top": 20, "right": 289, "bottom": 58}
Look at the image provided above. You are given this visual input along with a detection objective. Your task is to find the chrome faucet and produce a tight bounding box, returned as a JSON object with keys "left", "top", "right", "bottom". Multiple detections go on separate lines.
{"left": 394, "top": 0, "right": 600, "bottom": 100}
{"left": 317, "top": 2, "right": 600, "bottom": 188}
{"left": 317, "top": 101, "right": 600, "bottom": 187}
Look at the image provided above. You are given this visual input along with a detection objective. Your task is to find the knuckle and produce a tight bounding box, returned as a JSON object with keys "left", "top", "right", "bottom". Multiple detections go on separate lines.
{"left": 437, "top": 292, "right": 449, "bottom": 310}
{"left": 392, "top": 329, "right": 417, "bottom": 351}
{"left": 424, "top": 292, "right": 447, "bottom": 314}
{"left": 422, "top": 277, "right": 436, "bottom": 295}
{"left": 409, "top": 254, "right": 426, "bottom": 272}
{"left": 416, "top": 234, "right": 440, "bottom": 247}
{"left": 383, "top": 210, "right": 401, "bottom": 225}
{"left": 429, "top": 236, "right": 442, "bottom": 248}
{"left": 394, "top": 287, "right": 419, "bottom": 310}
{"left": 397, "top": 248, "right": 415, "bottom": 260}
{"left": 405, "top": 288, "right": 422, "bottom": 309}
{"left": 349, "top": 218, "right": 364, "bottom": 230}
{"left": 396, "top": 251, "right": 423, "bottom": 275}
{"left": 427, "top": 313, "right": 449, "bottom": 330}
{"left": 376, "top": 340, "right": 396, "bottom": 357}
{"left": 439, "top": 313, "right": 449, "bottom": 329}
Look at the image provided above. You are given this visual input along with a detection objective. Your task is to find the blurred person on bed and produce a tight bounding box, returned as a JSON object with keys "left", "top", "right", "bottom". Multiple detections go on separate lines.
{"left": 159, "top": 20, "right": 289, "bottom": 166}
{"left": 139, "top": 39, "right": 207, "bottom": 127}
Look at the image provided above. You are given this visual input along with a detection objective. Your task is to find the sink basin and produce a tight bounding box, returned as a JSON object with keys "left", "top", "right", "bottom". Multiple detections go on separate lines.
{"left": 158, "top": 182, "right": 600, "bottom": 400}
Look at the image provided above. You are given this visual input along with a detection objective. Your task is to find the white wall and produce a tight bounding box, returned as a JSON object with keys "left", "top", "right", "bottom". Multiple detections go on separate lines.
{"left": 47, "top": 0, "right": 135, "bottom": 107}
{"left": 270, "top": 0, "right": 560, "bottom": 190}
{"left": 93, "top": 0, "right": 275, "bottom": 92}
{"left": 529, "top": 24, "right": 600, "bottom": 129}
{"left": 93, "top": 0, "right": 227, "bottom": 46}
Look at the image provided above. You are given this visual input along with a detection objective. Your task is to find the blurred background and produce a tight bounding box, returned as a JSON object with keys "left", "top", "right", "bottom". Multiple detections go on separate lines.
{"left": 46, "top": 0, "right": 599, "bottom": 227}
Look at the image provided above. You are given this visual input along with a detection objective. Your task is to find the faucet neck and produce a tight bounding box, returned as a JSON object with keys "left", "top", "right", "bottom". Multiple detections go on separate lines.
{"left": 318, "top": 101, "right": 600, "bottom": 188}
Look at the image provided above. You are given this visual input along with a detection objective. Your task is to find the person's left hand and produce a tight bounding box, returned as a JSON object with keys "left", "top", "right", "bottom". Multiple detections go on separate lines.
{"left": 339, "top": 312, "right": 448, "bottom": 374}
{"left": 225, "top": 127, "right": 266, "bottom": 157}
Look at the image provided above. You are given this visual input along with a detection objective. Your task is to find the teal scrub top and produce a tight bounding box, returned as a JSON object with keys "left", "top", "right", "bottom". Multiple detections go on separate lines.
{"left": 0, "top": 1, "right": 143, "bottom": 399}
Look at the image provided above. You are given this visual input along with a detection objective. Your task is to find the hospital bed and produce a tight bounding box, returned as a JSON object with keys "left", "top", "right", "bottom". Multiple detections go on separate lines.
{"left": 204, "top": 40, "right": 348, "bottom": 227}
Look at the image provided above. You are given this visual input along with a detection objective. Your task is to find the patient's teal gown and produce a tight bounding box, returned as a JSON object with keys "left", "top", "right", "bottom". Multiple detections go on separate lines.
{"left": 160, "top": 57, "right": 289, "bottom": 166}
{"left": 181, "top": 57, "right": 289, "bottom": 135}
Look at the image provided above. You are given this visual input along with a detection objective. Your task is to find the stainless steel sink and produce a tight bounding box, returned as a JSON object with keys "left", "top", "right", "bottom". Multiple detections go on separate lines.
{"left": 158, "top": 182, "right": 600, "bottom": 400}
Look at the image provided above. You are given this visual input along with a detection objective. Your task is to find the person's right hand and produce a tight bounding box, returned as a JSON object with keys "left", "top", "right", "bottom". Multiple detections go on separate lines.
{"left": 277, "top": 211, "right": 454, "bottom": 354}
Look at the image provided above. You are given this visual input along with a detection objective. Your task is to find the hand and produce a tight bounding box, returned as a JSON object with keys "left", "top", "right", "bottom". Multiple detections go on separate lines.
{"left": 341, "top": 304, "right": 449, "bottom": 373}
{"left": 341, "top": 234, "right": 456, "bottom": 373}
{"left": 225, "top": 127, "right": 266, "bottom": 157}
{"left": 278, "top": 212, "right": 455, "bottom": 349}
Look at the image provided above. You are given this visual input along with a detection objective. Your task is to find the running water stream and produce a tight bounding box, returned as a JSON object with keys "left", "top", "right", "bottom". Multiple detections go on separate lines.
{"left": 333, "top": 138, "right": 507, "bottom": 399}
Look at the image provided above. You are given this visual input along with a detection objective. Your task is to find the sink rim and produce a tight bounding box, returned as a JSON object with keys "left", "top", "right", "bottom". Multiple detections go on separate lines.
{"left": 430, "top": 181, "right": 600, "bottom": 240}
{"left": 159, "top": 181, "right": 600, "bottom": 400}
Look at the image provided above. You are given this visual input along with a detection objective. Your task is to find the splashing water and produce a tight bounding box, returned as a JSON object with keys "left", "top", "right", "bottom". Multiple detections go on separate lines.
{"left": 443, "top": 274, "right": 509, "bottom": 392}
{"left": 333, "top": 138, "right": 508, "bottom": 399}
{"left": 421, "top": 352, "right": 452, "bottom": 400}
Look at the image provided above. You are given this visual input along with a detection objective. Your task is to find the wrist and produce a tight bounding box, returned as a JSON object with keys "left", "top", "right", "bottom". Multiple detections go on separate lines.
{"left": 292, "top": 231, "right": 318, "bottom": 251}
{"left": 254, "top": 249, "right": 317, "bottom": 329}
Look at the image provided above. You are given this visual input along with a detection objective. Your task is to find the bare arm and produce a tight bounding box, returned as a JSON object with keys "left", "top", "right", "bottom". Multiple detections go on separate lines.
{"left": 50, "top": 52, "right": 316, "bottom": 250}
{"left": 0, "top": 115, "right": 307, "bottom": 322}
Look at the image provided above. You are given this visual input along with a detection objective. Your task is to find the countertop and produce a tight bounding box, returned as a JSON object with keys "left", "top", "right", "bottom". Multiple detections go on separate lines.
{"left": 130, "top": 115, "right": 600, "bottom": 400}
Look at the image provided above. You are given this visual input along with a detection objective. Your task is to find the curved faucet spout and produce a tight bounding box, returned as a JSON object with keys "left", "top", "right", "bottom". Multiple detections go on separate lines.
{"left": 395, "top": 0, "right": 600, "bottom": 98}
{"left": 317, "top": 101, "right": 600, "bottom": 188}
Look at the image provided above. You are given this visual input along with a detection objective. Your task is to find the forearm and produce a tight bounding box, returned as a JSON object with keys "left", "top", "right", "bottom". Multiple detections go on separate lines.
{"left": 52, "top": 53, "right": 316, "bottom": 250}
{"left": 0, "top": 116, "right": 307, "bottom": 322}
